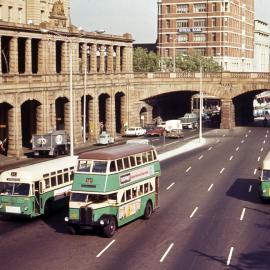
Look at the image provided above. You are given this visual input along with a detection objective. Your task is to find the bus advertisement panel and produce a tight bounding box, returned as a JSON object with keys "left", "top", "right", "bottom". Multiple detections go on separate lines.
{"left": 65, "top": 144, "right": 161, "bottom": 237}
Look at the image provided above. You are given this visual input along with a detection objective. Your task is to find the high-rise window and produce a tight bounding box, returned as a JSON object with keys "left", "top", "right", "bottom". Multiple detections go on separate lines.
{"left": 212, "top": 3, "right": 217, "bottom": 12}
{"left": 176, "top": 4, "right": 188, "bottom": 14}
{"left": 166, "top": 5, "right": 170, "bottom": 14}
{"left": 194, "top": 3, "right": 206, "bottom": 13}
{"left": 176, "top": 48, "right": 188, "bottom": 56}
{"left": 212, "top": 18, "right": 217, "bottom": 27}
{"left": 176, "top": 20, "right": 188, "bottom": 28}
{"left": 194, "top": 19, "right": 206, "bottom": 27}
{"left": 8, "top": 6, "right": 13, "bottom": 22}
{"left": 212, "top": 33, "right": 217, "bottom": 41}
{"left": 177, "top": 34, "right": 188, "bottom": 42}
{"left": 194, "top": 48, "right": 206, "bottom": 56}
{"left": 166, "top": 20, "right": 170, "bottom": 28}
{"left": 193, "top": 34, "right": 206, "bottom": 42}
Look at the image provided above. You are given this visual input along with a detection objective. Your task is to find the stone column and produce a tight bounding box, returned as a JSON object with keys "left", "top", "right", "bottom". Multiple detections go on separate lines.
{"left": 129, "top": 46, "right": 133, "bottom": 72}
{"left": 115, "top": 46, "right": 121, "bottom": 73}
{"left": 25, "top": 38, "right": 32, "bottom": 74}
{"left": 90, "top": 44, "right": 97, "bottom": 73}
{"left": 220, "top": 98, "right": 235, "bottom": 129}
{"left": 36, "top": 104, "right": 45, "bottom": 135}
{"left": 38, "top": 39, "right": 45, "bottom": 74}
{"left": 50, "top": 101, "right": 56, "bottom": 131}
{"left": 107, "top": 45, "right": 114, "bottom": 73}
{"left": 72, "top": 42, "right": 80, "bottom": 74}
{"left": 105, "top": 95, "right": 115, "bottom": 136}
{"left": 81, "top": 43, "right": 87, "bottom": 74}
{"left": 9, "top": 37, "right": 18, "bottom": 74}
{"left": 121, "top": 94, "right": 127, "bottom": 134}
{"left": 91, "top": 95, "right": 99, "bottom": 142}
{"left": 51, "top": 40, "right": 56, "bottom": 73}
{"left": 61, "top": 41, "right": 68, "bottom": 74}
{"left": 74, "top": 99, "right": 82, "bottom": 145}
{"left": 99, "top": 45, "right": 105, "bottom": 73}
{"left": 122, "top": 46, "right": 128, "bottom": 73}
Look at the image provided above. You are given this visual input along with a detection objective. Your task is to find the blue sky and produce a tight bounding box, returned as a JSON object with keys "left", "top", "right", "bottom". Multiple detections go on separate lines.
{"left": 70, "top": 0, "right": 269, "bottom": 43}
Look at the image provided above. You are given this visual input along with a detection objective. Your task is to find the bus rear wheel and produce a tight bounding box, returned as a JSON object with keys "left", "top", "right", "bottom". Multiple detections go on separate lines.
{"left": 103, "top": 216, "right": 116, "bottom": 238}
{"left": 143, "top": 201, "right": 153, "bottom": 219}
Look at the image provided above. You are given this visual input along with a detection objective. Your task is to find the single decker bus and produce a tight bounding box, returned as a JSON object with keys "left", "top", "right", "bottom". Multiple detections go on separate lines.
{"left": 259, "top": 151, "right": 270, "bottom": 202}
{"left": 0, "top": 156, "right": 77, "bottom": 218}
{"left": 65, "top": 143, "right": 161, "bottom": 237}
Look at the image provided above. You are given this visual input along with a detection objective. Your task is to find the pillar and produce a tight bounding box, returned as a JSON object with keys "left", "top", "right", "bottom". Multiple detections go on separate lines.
{"left": 107, "top": 45, "right": 114, "bottom": 73}
{"left": 81, "top": 43, "right": 87, "bottom": 74}
{"left": 74, "top": 99, "right": 82, "bottom": 145}
{"left": 99, "top": 45, "right": 105, "bottom": 73}
{"left": 38, "top": 39, "right": 45, "bottom": 74}
{"left": 36, "top": 104, "right": 44, "bottom": 134}
{"left": 115, "top": 46, "right": 121, "bottom": 73}
{"left": 122, "top": 46, "right": 128, "bottom": 73}
{"left": 92, "top": 95, "right": 99, "bottom": 142}
{"left": 220, "top": 98, "right": 235, "bottom": 129}
{"left": 61, "top": 41, "right": 68, "bottom": 74}
{"left": 90, "top": 44, "right": 97, "bottom": 73}
{"left": 106, "top": 95, "right": 115, "bottom": 136}
{"left": 25, "top": 38, "right": 32, "bottom": 74}
{"left": 9, "top": 37, "right": 18, "bottom": 74}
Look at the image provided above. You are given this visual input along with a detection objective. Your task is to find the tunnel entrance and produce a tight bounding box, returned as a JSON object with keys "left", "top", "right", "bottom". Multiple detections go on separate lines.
{"left": 55, "top": 97, "right": 69, "bottom": 130}
{"left": 99, "top": 93, "right": 110, "bottom": 132}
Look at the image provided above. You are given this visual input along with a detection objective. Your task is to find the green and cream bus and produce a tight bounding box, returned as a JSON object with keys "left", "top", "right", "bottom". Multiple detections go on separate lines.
{"left": 259, "top": 151, "right": 270, "bottom": 201}
{"left": 65, "top": 144, "right": 161, "bottom": 237}
{"left": 0, "top": 156, "right": 77, "bottom": 218}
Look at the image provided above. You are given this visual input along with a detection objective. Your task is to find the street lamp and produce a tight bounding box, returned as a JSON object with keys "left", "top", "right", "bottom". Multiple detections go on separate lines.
{"left": 41, "top": 28, "right": 74, "bottom": 156}
{"left": 199, "top": 60, "right": 203, "bottom": 143}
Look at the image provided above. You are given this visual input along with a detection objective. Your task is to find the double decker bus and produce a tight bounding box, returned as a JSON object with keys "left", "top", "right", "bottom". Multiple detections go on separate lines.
{"left": 259, "top": 151, "right": 270, "bottom": 201}
{"left": 65, "top": 143, "right": 161, "bottom": 237}
{"left": 0, "top": 156, "right": 77, "bottom": 218}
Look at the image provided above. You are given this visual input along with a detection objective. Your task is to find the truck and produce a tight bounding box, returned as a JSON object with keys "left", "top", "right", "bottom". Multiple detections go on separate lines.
{"left": 179, "top": 113, "right": 199, "bottom": 129}
{"left": 157, "top": 119, "right": 182, "bottom": 132}
{"left": 96, "top": 131, "right": 114, "bottom": 145}
{"left": 32, "top": 130, "right": 70, "bottom": 157}
{"left": 258, "top": 151, "right": 270, "bottom": 202}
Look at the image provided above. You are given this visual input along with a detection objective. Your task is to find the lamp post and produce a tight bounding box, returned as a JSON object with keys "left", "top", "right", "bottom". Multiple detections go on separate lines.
{"left": 199, "top": 60, "right": 203, "bottom": 143}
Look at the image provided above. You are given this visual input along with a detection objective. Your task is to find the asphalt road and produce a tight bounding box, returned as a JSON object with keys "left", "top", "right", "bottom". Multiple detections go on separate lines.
{"left": 0, "top": 126, "right": 270, "bottom": 270}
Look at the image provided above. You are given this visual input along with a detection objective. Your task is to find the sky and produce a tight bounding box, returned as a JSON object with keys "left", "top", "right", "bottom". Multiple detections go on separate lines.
{"left": 70, "top": 0, "right": 270, "bottom": 44}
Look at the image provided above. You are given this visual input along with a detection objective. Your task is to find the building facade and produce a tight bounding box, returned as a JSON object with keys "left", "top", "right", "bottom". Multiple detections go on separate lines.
{"left": 253, "top": 20, "right": 270, "bottom": 72}
{"left": 157, "top": 0, "right": 254, "bottom": 72}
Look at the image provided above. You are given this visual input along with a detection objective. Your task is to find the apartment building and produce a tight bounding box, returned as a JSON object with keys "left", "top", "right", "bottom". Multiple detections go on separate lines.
{"left": 253, "top": 20, "right": 270, "bottom": 72}
{"left": 157, "top": 0, "right": 254, "bottom": 72}
{"left": 0, "top": 0, "right": 70, "bottom": 27}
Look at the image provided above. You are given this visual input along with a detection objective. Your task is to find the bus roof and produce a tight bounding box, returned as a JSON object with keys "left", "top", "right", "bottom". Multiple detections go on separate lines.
{"left": 79, "top": 144, "right": 154, "bottom": 160}
{"left": 263, "top": 151, "right": 270, "bottom": 169}
{"left": 0, "top": 156, "right": 78, "bottom": 183}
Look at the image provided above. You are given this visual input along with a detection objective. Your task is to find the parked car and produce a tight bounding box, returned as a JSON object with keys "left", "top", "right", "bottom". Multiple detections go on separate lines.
{"left": 96, "top": 131, "right": 114, "bottom": 145}
{"left": 145, "top": 126, "right": 165, "bottom": 136}
{"left": 124, "top": 127, "right": 146, "bottom": 137}
{"left": 166, "top": 129, "right": 184, "bottom": 139}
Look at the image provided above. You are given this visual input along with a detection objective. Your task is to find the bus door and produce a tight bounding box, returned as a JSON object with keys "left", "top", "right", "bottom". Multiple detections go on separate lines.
{"left": 34, "top": 181, "right": 41, "bottom": 213}
{"left": 155, "top": 177, "right": 159, "bottom": 208}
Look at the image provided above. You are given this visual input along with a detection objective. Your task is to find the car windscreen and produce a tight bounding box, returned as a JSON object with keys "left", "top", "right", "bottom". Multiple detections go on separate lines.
{"left": 0, "top": 182, "right": 30, "bottom": 196}
{"left": 262, "top": 170, "right": 270, "bottom": 181}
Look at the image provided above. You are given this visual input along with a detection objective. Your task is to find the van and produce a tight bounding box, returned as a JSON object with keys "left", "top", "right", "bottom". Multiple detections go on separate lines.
{"left": 158, "top": 120, "right": 182, "bottom": 132}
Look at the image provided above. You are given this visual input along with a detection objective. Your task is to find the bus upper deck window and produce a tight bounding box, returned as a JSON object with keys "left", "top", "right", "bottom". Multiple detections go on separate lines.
{"left": 147, "top": 151, "right": 153, "bottom": 162}
{"left": 117, "top": 159, "right": 124, "bottom": 171}
{"left": 142, "top": 152, "right": 147, "bottom": 163}
{"left": 92, "top": 161, "right": 108, "bottom": 173}
{"left": 136, "top": 154, "right": 142, "bottom": 165}
{"left": 45, "top": 178, "right": 50, "bottom": 189}
{"left": 130, "top": 156, "right": 136, "bottom": 167}
{"left": 109, "top": 161, "right": 116, "bottom": 172}
{"left": 123, "top": 157, "right": 130, "bottom": 169}
{"left": 152, "top": 151, "right": 157, "bottom": 160}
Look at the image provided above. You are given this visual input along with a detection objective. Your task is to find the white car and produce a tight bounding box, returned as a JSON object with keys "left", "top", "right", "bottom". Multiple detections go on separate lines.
{"left": 124, "top": 127, "right": 146, "bottom": 136}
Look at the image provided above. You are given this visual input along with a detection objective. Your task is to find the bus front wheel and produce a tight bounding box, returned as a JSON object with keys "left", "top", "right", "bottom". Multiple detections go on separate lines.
{"left": 69, "top": 225, "right": 79, "bottom": 235}
{"left": 143, "top": 201, "right": 153, "bottom": 219}
{"left": 103, "top": 216, "right": 116, "bottom": 238}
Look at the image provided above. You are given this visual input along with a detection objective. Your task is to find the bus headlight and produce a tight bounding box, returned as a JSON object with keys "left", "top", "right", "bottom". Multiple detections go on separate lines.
{"left": 24, "top": 207, "right": 28, "bottom": 211}
{"left": 0, "top": 204, "right": 3, "bottom": 209}
{"left": 64, "top": 217, "right": 69, "bottom": 222}
{"left": 100, "top": 219, "right": 105, "bottom": 226}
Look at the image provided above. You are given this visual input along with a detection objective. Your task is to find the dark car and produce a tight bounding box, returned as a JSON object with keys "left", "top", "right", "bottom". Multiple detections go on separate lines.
{"left": 145, "top": 126, "right": 165, "bottom": 136}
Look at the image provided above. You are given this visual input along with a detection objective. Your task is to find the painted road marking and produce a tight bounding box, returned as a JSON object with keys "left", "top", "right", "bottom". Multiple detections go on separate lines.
{"left": 236, "top": 147, "right": 239, "bottom": 151}
{"left": 265, "top": 135, "right": 268, "bottom": 138}
{"left": 258, "top": 156, "right": 261, "bottom": 162}
{"left": 186, "top": 166, "right": 192, "bottom": 173}
{"left": 263, "top": 140, "right": 266, "bottom": 144}
{"left": 229, "top": 156, "right": 234, "bottom": 161}
{"left": 190, "top": 207, "right": 198, "bottom": 218}
{"left": 240, "top": 208, "right": 246, "bottom": 221}
{"left": 261, "top": 147, "right": 264, "bottom": 152}
{"left": 166, "top": 182, "right": 175, "bottom": 190}
{"left": 166, "top": 141, "right": 180, "bottom": 146}
{"left": 241, "top": 140, "right": 245, "bottom": 143}
{"left": 198, "top": 155, "right": 204, "bottom": 160}
{"left": 248, "top": 130, "right": 251, "bottom": 133}
{"left": 216, "top": 139, "right": 220, "bottom": 143}
{"left": 160, "top": 243, "right": 174, "bottom": 263}
{"left": 254, "top": 169, "right": 257, "bottom": 175}
{"left": 96, "top": 240, "right": 115, "bottom": 258}
{"left": 152, "top": 138, "right": 159, "bottom": 142}
{"left": 208, "top": 184, "right": 214, "bottom": 192}
{"left": 249, "top": 185, "right": 253, "bottom": 193}
{"left": 227, "top": 247, "right": 234, "bottom": 266}
{"left": 220, "top": 168, "right": 225, "bottom": 174}
{"left": 245, "top": 134, "right": 248, "bottom": 138}
{"left": 223, "top": 134, "right": 226, "bottom": 137}
{"left": 208, "top": 146, "right": 213, "bottom": 151}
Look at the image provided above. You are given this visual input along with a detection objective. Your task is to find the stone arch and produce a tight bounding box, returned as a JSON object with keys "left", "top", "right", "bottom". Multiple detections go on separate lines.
{"left": 98, "top": 93, "right": 111, "bottom": 132}
{"left": 115, "top": 91, "right": 126, "bottom": 134}
{"left": 55, "top": 96, "right": 69, "bottom": 131}
{"left": 21, "top": 99, "right": 42, "bottom": 148}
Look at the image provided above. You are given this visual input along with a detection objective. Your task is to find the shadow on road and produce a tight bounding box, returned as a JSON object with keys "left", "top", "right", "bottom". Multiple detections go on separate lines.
{"left": 226, "top": 178, "right": 261, "bottom": 204}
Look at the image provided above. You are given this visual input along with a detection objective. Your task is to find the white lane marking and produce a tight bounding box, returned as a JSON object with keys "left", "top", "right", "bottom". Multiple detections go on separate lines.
{"left": 160, "top": 243, "right": 174, "bottom": 263}
{"left": 183, "top": 135, "right": 196, "bottom": 141}
{"left": 152, "top": 138, "right": 159, "bottom": 142}
{"left": 261, "top": 147, "right": 264, "bottom": 152}
{"left": 265, "top": 135, "right": 268, "bottom": 138}
{"left": 208, "top": 184, "right": 214, "bottom": 192}
{"left": 236, "top": 147, "right": 239, "bottom": 151}
{"left": 240, "top": 208, "right": 246, "bottom": 221}
{"left": 166, "top": 182, "right": 175, "bottom": 190}
{"left": 258, "top": 156, "right": 261, "bottom": 162}
{"left": 229, "top": 156, "right": 234, "bottom": 161}
{"left": 166, "top": 141, "right": 180, "bottom": 146}
{"left": 220, "top": 168, "right": 225, "bottom": 174}
{"left": 190, "top": 207, "right": 199, "bottom": 218}
{"left": 223, "top": 134, "right": 226, "bottom": 137}
{"left": 254, "top": 169, "right": 257, "bottom": 175}
{"left": 249, "top": 185, "right": 253, "bottom": 193}
{"left": 248, "top": 130, "right": 251, "bottom": 133}
{"left": 216, "top": 139, "right": 220, "bottom": 143}
{"left": 208, "top": 146, "right": 213, "bottom": 151}
{"left": 241, "top": 140, "right": 245, "bottom": 143}
{"left": 186, "top": 166, "right": 192, "bottom": 173}
{"left": 263, "top": 140, "right": 266, "bottom": 144}
{"left": 227, "top": 247, "right": 234, "bottom": 266}
{"left": 96, "top": 240, "right": 115, "bottom": 258}
{"left": 245, "top": 134, "right": 248, "bottom": 138}
{"left": 267, "top": 130, "right": 269, "bottom": 134}
{"left": 198, "top": 155, "right": 204, "bottom": 160}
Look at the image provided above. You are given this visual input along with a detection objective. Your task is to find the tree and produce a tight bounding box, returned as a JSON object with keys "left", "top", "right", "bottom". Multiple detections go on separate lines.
{"left": 133, "top": 47, "right": 160, "bottom": 72}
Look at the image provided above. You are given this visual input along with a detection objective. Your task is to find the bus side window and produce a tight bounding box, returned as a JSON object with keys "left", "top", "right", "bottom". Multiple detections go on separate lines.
{"left": 123, "top": 157, "right": 130, "bottom": 169}
{"left": 139, "top": 185, "right": 143, "bottom": 195}
{"left": 51, "top": 176, "right": 56, "bottom": 187}
{"left": 110, "top": 161, "right": 117, "bottom": 172}
{"left": 150, "top": 183, "right": 153, "bottom": 191}
{"left": 132, "top": 187, "right": 137, "bottom": 198}
{"left": 117, "top": 159, "right": 124, "bottom": 171}
{"left": 147, "top": 151, "right": 153, "bottom": 162}
{"left": 152, "top": 151, "right": 157, "bottom": 160}
{"left": 130, "top": 155, "right": 136, "bottom": 167}
{"left": 63, "top": 170, "right": 69, "bottom": 183}
{"left": 142, "top": 152, "right": 147, "bottom": 163}
{"left": 136, "top": 154, "right": 142, "bottom": 165}
{"left": 108, "top": 193, "right": 117, "bottom": 201}
{"left": 57, "top": 170, "right": 63, "bottom": 185}
{"left": 126, "top": 189, "right": 131, "bottom": 201}
{"left": 70, "top": 171, "right": 74, "bottom": 181}
{"left": 121, "top": 193, "right": 125, "bottom": 203}
{"left": 144, "top": 183, "right": 148, "bottom": 193}
{"left": 45, "top": 178, "right": 50, "bottom": 189}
